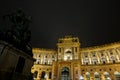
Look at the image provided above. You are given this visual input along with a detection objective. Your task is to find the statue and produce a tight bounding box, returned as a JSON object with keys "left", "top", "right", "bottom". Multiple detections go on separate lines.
{"left": 1, "top": 9, "right": 32, "bottom": 56}
{"left": 3, "top": 9, "right": 31, "bottom": 44}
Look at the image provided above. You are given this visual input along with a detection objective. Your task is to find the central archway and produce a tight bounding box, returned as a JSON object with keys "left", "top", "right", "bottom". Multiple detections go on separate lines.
{"left": 61, "top": 67, "right": 69, "bottom": 80}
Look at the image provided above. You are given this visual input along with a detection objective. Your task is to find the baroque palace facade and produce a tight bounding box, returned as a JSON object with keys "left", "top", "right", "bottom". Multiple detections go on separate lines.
{"left": 31, "top": 36, "right": 120, "bottom": 80}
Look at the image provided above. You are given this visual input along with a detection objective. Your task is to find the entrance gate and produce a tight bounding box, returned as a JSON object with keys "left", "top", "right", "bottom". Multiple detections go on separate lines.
{"left": 61, "top": 67, "right": 69, "bottom": 80}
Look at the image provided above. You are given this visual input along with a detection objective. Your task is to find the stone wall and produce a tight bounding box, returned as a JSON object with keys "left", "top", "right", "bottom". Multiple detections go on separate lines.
{"left": 0, "top": 40, "right": 34, "bottom": 80}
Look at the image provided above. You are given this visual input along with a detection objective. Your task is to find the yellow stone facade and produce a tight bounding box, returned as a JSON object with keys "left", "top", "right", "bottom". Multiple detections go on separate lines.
{"left": 31, "top": 36, "right": 120, "bottom": 80}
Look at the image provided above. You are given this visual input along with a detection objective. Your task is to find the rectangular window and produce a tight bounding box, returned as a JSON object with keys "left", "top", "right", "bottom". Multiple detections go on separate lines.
{"left": 15, "top": 56, "right": 25, "bottom": 73}
{"left": 75, "top": 47, "right": 77, "bottom": 52}
{"left": 49, "top": 72, "right": 52, "bottom": 79}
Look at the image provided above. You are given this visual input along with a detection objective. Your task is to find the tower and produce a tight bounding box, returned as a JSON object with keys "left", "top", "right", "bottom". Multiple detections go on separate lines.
{"left": 57, "top": 35, "right": 80, "bottom": 61}
{"left": 52, "top": 36, "right": 81, "bottom": 80}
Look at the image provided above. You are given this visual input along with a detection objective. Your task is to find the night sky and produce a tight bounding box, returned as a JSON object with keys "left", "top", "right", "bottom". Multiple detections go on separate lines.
{"left": 0, "top": 0, "right": 120, "bottom": 49}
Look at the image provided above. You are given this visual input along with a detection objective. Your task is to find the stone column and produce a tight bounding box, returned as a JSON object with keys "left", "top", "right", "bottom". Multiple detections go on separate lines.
{"left": 106, "top": 50, "right": 111, "bottom": 63}
{"left": 113, "top": 49, "right": 119, "bottom": 62}
{"left": 88, "top": 52, "right": 92, "bottom": 64}
{"left": 89, "top": 52, "right": 92, "bottom": 64}
{"left": 71, "top": 62, "right": 73, "bottom": 80}
{"left": 115, "top": 48, "right": 120, "bottom": 61}
{"left": 104, "top": 50, "right": 109, "bottom": 63}
{"left": 96, "top": 52, "right": 100, "bottom": 64}
{"left": 61, "top": 47, "right": 64, "bottom": 60}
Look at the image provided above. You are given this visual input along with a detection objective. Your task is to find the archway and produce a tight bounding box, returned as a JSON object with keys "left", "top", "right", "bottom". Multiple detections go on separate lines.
{"left": 41, "top": 71, "right": 46, "bottom": 80}
{"left": 103, "top": 72, "right": 111, "bottom": 80}
{"left": 33, "top": 71, "right": 38, "bottom": 79}
{"left": 114, "top": 71, "right": 120, "bottom": 80}
{"left": 94, "top": 72, "right": 100, "bottom": 80}
{"left": 86, "top": 72, "right": 90, "bottom": 80}
{"left": 61, "top": 67, "right": 69, "bottom": 80}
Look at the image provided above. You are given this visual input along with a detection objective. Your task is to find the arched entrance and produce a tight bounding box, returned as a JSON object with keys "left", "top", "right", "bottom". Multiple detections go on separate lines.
{"left": 61, "top": 67, "right": 69, "bottom": 80}
{"left": 86, "top": 72, "right": 90, "bottom": 80}
{"left": 94, "top": 72, "right": 100, "bottom": 80}
{"left": 41, "top": 71, "right": 46, "bottom": 80}
{"left": 103, "top": 72, "right": 111, "bottom": 80}
{"left": 114, "top": 71, "right": 120, "bottom": 80}
{"left": 33, "top": 71, "right": 38, "bottom": 79}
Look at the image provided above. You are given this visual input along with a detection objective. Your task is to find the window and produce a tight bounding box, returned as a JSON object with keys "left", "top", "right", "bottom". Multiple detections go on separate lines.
{"left": 76, "top": 70, "right": 78, "bottom": 74}
{"left": 93, "top": 55, "right": 95, "bottom": 57}
{"left": 52, "top": 55, "right": 54, "bottom": 58}
{"left": 37, "top": 62, "right": 39, "bottom": 64}
{"left": 110, "top": 52, "right": 113, "bottom": 55}
{"left": 91, "top": 69, "right": 93, "bottom": 71}
{"left": 15, "top": 56, "right": 25, "bottom": 73}
{"left": 45, "top": 62, "right": 47, "bottom": 65}
{"left": 113, "top": 60, "right": 115, "bottom": 63}
{"left": 85, "top": 56, "right": 87, "bottom": 57}
{"left": 94, "top": 62, "right": 96, "bottom": 64}
{"left": 82, "top": 69, "right": 84, "bottom": 72}
{"left": 49, "top": 72, "right": 52, "bottom": 79}
{"left": 86, "top": 62, "right": 88, "bottom": 65}
{"left": 41, "top": 71, "right": 45, "bottom": 79}
{"left": 101, "top": 54, "right": 104, "bottom": 56}
{"left": 33, "top": 71, "right": 38, "bottom": 78}
{"left": 75, "top": 47, "right": 77, "bottom": 52}
{"left": 109, "top": 68, "right": 112, "bottom": 71}
{"left": 103, "top": 61, "right": 106, "bottom": 64}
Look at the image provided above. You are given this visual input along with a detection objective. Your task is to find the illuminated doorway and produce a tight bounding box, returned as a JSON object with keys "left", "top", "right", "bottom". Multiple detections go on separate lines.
{"left": 61, "top": 67, "right": 69, "bottom": 80}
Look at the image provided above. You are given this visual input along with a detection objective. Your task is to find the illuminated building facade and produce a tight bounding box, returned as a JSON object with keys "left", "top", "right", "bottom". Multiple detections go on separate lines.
{"left": 31, "top": 36, "right": 120, "bottom": 80}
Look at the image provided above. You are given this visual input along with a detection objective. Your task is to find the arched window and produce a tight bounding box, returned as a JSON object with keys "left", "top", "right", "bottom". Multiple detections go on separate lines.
{"left": 41, "top": 71, "right": 46, "bottom": 79}
{"left": 114, "top": 71, "right": 120, "bottom": 80}
{"left": 94, "top": 72, "right": 100, "bottom": 80}
{"left": 101, "top": 57, "right": 106, "bottom": 64}
{"left": 33, "top": 71, "right": 38, "bottom": 78}
{"left": 110, "top": 55, "right": 116, "bottom": 63}
{"left": 86, "top": 72, "right": 90, "bottom": 80}
{"left": 104, "top": 72, "right": 111, "bottom": 80}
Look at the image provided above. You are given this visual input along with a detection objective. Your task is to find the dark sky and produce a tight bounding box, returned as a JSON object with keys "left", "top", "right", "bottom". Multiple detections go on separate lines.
{"left": 0, "top": 0, "right": 120, "bottom": 49}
